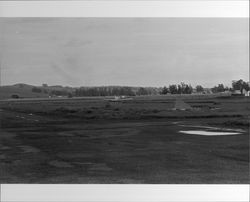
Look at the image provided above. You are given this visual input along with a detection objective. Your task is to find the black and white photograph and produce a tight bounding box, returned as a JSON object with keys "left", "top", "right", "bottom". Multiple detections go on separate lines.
{"left": 0, "top": 1, "right": 249, "bottom": 200}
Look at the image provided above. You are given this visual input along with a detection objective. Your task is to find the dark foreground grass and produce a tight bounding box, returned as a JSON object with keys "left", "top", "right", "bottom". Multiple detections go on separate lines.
{"left": 0, "top": 96, "right": 249, "bottom": 183}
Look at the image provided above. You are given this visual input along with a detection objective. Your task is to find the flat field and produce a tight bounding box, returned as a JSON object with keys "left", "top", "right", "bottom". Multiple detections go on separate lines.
{"left": 0, "top": 95, "right": 249, "bottom": 183}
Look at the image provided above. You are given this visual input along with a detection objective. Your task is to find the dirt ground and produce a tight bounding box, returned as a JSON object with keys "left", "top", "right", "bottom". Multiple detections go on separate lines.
{"left": 0, "top": 96, "right": 249, "bottom": 183}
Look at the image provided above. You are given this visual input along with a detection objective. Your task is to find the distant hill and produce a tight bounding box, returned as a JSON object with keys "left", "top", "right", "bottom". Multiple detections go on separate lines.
{"left": 0, "top": 83, "right": 49, "bottom": 99}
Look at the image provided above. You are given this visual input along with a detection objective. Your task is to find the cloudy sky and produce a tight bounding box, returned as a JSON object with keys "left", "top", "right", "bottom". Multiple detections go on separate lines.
{"left": 0, "top": 18, "right": 248, "bottom": 87}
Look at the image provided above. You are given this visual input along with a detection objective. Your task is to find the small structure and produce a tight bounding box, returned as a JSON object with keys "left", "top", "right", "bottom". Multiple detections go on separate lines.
{"left": 233, "top": 90, "right": 241, "bottom": 94}
{"left": 173, "top": 99, "right": 193, "bottom": 111}
{"left": 242, "top": 89, "right": 249, "bottom": 96}
{"left": 232, "top": 90, "right": 244, "bottom": 97}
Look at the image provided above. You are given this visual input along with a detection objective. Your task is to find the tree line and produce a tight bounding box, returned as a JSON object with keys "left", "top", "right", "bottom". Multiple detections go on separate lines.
{"left": 30, "top": 79, "right": 249, "bottom": 97}
{"left": 32, "top": 86, "right": 160, "bottom": 97}
{"left": 161, "top": 79, "right": 249, "bottom": 95}
{"left": 75, "top": 86, "right": 160, "bottom": 96}
{"left": 75, "top": 86, "right": 135, "bottom": 96}
{"left": 161, "top": 82, "right": 193, "bottom": 95}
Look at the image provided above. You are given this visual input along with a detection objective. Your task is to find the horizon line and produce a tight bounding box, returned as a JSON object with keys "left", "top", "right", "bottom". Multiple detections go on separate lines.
{"left": 1, "top": 81, "right": 246, "bottom": 89}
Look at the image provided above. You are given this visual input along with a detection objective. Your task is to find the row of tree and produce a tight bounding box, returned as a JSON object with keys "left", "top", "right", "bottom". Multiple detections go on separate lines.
{"left": 75, "top": 86, "right": 159, "bottom": 96}
{"left": 161, "top": 79, "right": 249, "bottom": 95}
{"left": 75, "top": 87, "right": 135, "bottom": 96}
{"left": 31, "top": 79, "right": 249, "bottom": 97}
{"left": 32, "top": 86, "right": 160, "bottom": 97}
{"left": 161, "top": 82, "right": 194, "bottom": 94}
{"left": 211, "top": 80, "right": 250, "bottom": 93}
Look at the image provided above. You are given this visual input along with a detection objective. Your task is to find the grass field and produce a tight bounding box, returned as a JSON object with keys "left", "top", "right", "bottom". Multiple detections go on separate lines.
{"left": 0, "top": 95, "right": 249, "bottom": 183}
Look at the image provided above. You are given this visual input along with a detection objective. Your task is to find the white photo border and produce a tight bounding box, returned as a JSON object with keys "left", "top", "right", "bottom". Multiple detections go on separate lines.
{"left": 0, "top": 0, "right": 249, "bottom": 17}
{"left": 0, "top": 0, "right": 249, "bottom": 202}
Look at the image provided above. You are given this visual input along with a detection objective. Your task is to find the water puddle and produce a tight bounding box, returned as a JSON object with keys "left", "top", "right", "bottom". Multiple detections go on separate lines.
{"left": 179, "top": 130, "right": 241, "bottom": 136}
{"left": 179, "top": 124, "right": 245, "bottom": 132}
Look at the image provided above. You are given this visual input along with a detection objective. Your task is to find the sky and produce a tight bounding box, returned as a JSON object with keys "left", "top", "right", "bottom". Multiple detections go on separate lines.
{"left": 0, "top": 18, "right": 249, "bottom": 87}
